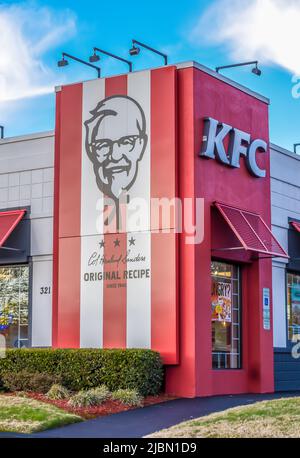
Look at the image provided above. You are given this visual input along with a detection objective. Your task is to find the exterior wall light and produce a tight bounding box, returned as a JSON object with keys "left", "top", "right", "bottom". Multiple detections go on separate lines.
{"left": 252, "top": 63, "right": 262, "bottom": 76}
{"left": 294, "top": 143, "right": 300, "bottom": 154}
{"left": 90, "top": 47, "right": 132, "bottom": 72}
{"left": 57, "top": 57, "right": 68, "bottom": 67}
{"left": 216, "top": 61, "right": 262, "bottom": 77}
{"left": 129, "top": 39, "right": 168, "bottom": 66}
{"left": 89, "top": 52, "right": 100, "bottom": 63}
{"left": 57, "top": 52, "right": 101, "bottom": 78}
{"left": 129, "top": 45, "right": 140, "bottom": 56}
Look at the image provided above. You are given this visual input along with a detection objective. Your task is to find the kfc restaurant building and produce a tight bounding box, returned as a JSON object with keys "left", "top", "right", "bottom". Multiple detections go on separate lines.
{"left": 0, "top": 61, "right": 300, "bottom": 398}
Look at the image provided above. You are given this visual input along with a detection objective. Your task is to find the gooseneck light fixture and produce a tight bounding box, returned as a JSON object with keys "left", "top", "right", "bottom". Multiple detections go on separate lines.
{"left": 216, "top": 61, "right": 262, "bottom": 76}
{"left": 57, "top": 52, "right": 101, "bottom": 78}
{"left": 294, "top": 143, "right": 300, "bottom": 155}
{"left": 89, "top": 47, "right": 132, "bottom": 72}
{"left": 129, "top": 39, "right": 168, "bottom": 66}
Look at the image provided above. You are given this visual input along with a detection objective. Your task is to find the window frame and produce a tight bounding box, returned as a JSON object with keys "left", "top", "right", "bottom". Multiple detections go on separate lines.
{"left": 0, "top": 263, "right": 32, "bottom": 348}
{"left": 211, "top": 259, "right": 243, "bottom": 371}
{"left": 286, "top": 270, "right": 300, "bottom": 345}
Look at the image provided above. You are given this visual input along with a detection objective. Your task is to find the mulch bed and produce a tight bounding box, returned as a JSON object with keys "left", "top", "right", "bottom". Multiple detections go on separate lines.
{"left": 5, "top": 392, "right": 176, "bottom": 420}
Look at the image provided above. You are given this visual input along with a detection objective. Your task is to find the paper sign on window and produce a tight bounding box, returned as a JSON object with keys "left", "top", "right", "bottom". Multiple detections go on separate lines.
{"left": 211, "top": 281, "right": 232, "bottom": 323}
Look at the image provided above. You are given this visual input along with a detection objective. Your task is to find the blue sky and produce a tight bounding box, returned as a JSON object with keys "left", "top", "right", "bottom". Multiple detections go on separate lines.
{"left": 0, "top": 0, "right": 299, "bottom": 150}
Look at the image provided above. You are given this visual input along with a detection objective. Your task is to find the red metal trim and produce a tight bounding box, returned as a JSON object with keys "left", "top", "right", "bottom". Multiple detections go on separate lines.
{"left": 0, "top": 209, "right": 26, "bottom": 217}
{"left": 258, "top": 214, "right": 289, "bottom": 257}
{"left": 214, "top": 200, "right": 260, "bottom": 217}
{"left": 291, "top": 221, "right": 300, "bottom": 233}
{"left": 52, "top": 89, "right": 61, "bottom": 348}
{"left": 214, "top": 203, "right": 249, "bottom": 251}
{"left": 0, "top": 209, "right": 26, "bottom": 247}
{"left": 239, "top": 210, "right": 269, "bottom": 252}
{"left": 214, "top": 202, "right": 289, "bottom": 258}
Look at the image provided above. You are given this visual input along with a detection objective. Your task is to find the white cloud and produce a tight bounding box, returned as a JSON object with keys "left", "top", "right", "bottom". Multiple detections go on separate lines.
{"left": 0, "top": 3, "right": 76, "bottom": 102}
{"left": 191, "top": 0, "right": 300, "bottom": 74}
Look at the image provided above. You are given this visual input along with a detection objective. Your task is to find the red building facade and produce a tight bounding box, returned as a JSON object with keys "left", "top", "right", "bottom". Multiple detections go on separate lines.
{"left": 166, "top": 64, "right": 282, "bottom": 397}
{"left": 52, "top": 63, "right": 287, "bottom": 397}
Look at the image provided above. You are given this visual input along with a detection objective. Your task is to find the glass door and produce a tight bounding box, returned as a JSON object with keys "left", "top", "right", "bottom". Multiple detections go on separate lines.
{"left": 211, "top": 261, "right": 241, "bottom": 369}
{"left": 0, "top": 266, "right": 29, "bottom": 348}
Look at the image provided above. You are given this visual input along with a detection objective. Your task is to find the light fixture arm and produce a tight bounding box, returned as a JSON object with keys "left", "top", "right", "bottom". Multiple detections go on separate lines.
{"left": 294, "top": 143, "right": 300, "bottom": 154}
{"left": 132, "top": 39, "right": 168, "bottom": 65}
{"left": 93, "top": 47, "right": 132, "bottom": 72}
{"left": 216, "top": 60, "right": 259, "bottom": 73}
{"left": 62, "top": 52, "right": 101, "bottom": 78}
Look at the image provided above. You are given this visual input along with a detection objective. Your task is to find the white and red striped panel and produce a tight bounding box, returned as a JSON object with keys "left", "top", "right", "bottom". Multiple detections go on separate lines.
{"left": 53, "top": 68, "right": 178, "bottom": 364}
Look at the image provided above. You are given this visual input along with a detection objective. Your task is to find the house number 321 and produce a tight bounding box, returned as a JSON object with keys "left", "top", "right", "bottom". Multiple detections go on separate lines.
{"left": 40, "top": 287, "right": 51, "bottom": 295}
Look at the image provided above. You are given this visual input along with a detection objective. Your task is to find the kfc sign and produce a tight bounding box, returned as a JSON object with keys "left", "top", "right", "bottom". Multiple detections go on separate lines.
{"left": 200, "top": 117, "right": 267, "bottom": 178}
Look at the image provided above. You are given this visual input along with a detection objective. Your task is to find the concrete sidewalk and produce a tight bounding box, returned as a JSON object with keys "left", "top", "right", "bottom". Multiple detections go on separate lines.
{"left": 27, "top": 391, "right": 300, "bottom": 438}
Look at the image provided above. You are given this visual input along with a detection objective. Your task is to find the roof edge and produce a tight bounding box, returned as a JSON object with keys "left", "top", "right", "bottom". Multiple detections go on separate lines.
{"left": 270, "top": 142, "right": 300, "bottom": 161}
{"left": 176, "top": 61, "right": 270, "bottom": 105}
{"left": 0, "top": 130, "right": 54, "bottom": 145}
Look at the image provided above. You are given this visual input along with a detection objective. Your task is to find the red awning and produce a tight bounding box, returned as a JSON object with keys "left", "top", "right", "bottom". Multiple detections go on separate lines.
{"left": 0, "top": 209, "right": 26, "bottom": 247}
{"left": 291, "top": 221, "right": 300, "bottom": 233}
{"left": 214, "top": 202, "right": 288, "bottom": 258}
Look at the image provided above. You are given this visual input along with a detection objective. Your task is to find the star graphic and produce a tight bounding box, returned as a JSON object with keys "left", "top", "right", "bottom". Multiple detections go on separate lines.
{"left": 129, "top": 237, "right": 136, "bottom": 246}
{"left": 99, "top": 240, "right": 105, "bottom": 249}
{"left": 114, "top": 238, "right": 120, "bottom": 247}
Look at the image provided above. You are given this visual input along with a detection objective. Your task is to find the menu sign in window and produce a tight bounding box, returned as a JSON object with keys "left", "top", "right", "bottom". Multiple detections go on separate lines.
{"left": 211, "top": 281, "right": 232, "bottom": 323}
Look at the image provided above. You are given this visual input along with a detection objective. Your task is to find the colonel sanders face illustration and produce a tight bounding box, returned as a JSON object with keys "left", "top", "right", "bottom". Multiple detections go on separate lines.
{"left": 85, "top": 95, "right": 148, "bottom": 201}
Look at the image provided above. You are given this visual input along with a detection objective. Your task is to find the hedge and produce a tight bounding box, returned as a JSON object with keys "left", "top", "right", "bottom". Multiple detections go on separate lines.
{"left": 0, "top": 348, "right": 164, "bottom": 396}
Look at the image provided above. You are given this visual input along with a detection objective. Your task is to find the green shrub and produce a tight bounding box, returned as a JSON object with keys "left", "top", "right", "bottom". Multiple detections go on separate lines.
{"left": 90, "top": 385, "right": 110, "bottom": 402}
{"left": 2, "top": 370, "right": 33, "bottom": 392}
{"left": 2, "top": 370, "right": 61, "bottom": 393}
{"left": 0, "top": 349, "right": 163, "bottom": 396}
{"left": 68, "top": 391, "right": 95, "bottom": 408}
{"left": 29, "top": 373, "right": 62, "bottom": 394}
{"left": 68, "top": 386, "right": 109, "bottom": 408}
{"left": 111, "top": 388, "right": 143, "bottom": 406}
{"left": 47, "top": 384, "right": 70, "bottom": 400}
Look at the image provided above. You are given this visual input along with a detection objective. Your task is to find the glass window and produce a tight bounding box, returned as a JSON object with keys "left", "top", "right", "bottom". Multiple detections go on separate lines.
{"left": 287, "top": 272, "right": 300, "bottom": 341}
{"left": 211, "top": 261, "right": 241, "bottom": 369}
{"left": 0, "top": 266, "right": 29, "bottom": 348}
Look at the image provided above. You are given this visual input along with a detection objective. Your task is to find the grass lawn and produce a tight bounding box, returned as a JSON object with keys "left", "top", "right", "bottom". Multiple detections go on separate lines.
{"left": 0, "top": 395, "right": 82, "bottom": 434}
{"left": 147, "top": 397, "right": 300, "bottom": 438}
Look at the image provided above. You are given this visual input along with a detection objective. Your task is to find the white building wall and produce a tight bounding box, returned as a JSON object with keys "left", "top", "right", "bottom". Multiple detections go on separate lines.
{"left": 271, "top": 143, "right": 300, "bottom": 348}
{"left": 0, "top": 131, "right": 54, "bottom": 347}
{"left": 31, "top": 256, "right": 53, "bottom": 347}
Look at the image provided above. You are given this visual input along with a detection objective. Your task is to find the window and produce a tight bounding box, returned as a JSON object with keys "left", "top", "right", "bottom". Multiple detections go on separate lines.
{"left": 287, "top": 272, "right": 300, "bottom": 341}
{"left": 0, "top": 266, "right": 29, "bottom": 348}
{"left": 211, "top": 261, "right": 241, "bottom": 369}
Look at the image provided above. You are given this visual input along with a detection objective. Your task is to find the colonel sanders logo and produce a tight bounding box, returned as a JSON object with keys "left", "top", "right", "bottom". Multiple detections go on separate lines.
{"left": 85, "top": 96, "right": 148, "bottom": 208}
